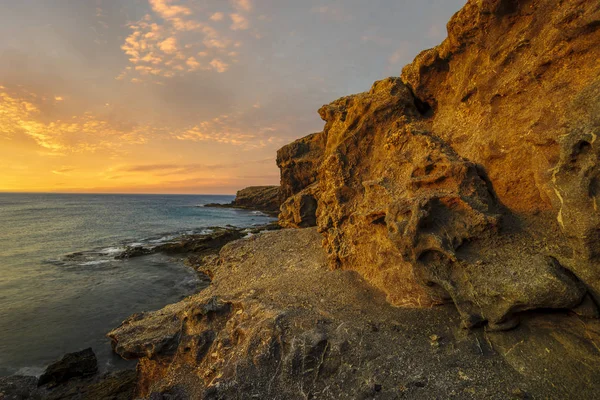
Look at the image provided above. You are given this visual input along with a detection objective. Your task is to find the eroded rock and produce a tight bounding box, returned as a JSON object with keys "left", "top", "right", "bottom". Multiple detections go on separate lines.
{"left": 272, "top": 0, "right": 600, "bottom": 331}
{"left": 108, "top": 229, "right": 600, "bottom": 399}
{"left": 278, "top": 183, "right": 319, "bottom": 228}
{"left": 401, "top": 0, "right": 600, "bottom": 214}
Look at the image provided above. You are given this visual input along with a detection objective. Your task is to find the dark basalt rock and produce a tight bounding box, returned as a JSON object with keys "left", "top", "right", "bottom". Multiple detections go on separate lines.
{"left": 37, "top": 348, "right": 98, "bottom": 388}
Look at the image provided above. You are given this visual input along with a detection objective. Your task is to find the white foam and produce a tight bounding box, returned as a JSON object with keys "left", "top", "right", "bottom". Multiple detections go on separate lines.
{"left": 101, "top": 247, "right": 123, "bottom": 255}
{"left": 79, "top": 260, "right": 111, "bottom": 266}
{"left": 14, "top": 366, "right": 45, "bottom": 377}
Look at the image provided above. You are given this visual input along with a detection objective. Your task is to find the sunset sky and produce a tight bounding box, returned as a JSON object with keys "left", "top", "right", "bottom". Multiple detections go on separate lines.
{"left": 0, "top": 0, "right": 465, "bottom": 194}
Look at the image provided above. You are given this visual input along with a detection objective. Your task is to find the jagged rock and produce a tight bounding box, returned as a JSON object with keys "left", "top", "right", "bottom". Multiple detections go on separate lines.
{"left": 0, "top": 376, "right": 37, "bottom": 400}
{"left": 37, "top": 348, "right": 98, "bottom": 388}
{"left": 108, "top": 229, "right": 600, "bottom": 399}
{"left": 272, "top": 0, "right": 599, "bottom": 330}
{"left": 276, "top": 132, "right": 325, "bottom": 201}
{"left": 278, "top": 183, "right": 319, "bottom": 228}
{"left": 155, "top": 229, "right": 244, "bottom": 255}
{"left": 401, "top": 0, "right": 600, "bottom": 214}
{"left": 205, "top": 186, "right": 281, "bottom": 215}
{"left": 232, "top": 186, "right": 281, "bottom": 213}
{"left": 311, "top": 77, "right": 586, "bottom": 327}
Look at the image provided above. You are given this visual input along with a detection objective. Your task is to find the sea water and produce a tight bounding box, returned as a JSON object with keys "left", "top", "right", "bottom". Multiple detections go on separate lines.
{"left": 0, "top": 193, "right": 275, "bottom": 376}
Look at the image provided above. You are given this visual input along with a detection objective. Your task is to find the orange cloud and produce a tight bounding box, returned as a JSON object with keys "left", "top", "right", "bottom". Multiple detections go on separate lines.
{"left": 233, "top": 0, "right": 252, "bottom": 12}
{"left": 118, "top": 0, "right": 256, "bottom": 82}
{"left": 230, "top": 13, "right": 249, "bottom": 30}
{"left": 0, "top": 88, "right": 152, "bottom": 154}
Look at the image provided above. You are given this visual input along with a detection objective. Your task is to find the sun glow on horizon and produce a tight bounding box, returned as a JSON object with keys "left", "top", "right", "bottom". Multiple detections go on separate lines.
{"left": 0, "top": 0, "right": 463, "bottom": 193}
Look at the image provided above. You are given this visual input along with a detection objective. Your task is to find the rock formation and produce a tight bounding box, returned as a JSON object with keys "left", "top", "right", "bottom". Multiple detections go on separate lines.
{"left": 107, "top": 229, "right": 600, "bottom": 399}
{"left": 0, "top": 349, "right": 135, "bottom": 400}
{"left": 205, "top": 186, "right": 281, "bottom": 215}
{"left": 278, "top": 0, "right": 600, "bottom": 330}
{"left": 64, "top": 0, "right": 600, "bottom": 398}
{"left": 276, "top": 133, "right": 325, "bottom": 228}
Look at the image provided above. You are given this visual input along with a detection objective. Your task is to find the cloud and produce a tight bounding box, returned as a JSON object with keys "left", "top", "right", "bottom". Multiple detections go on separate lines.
{"left": 232, "top": 0, "right": 252, "bottom": 12}
{"left": 230, "top": 13, "right": 249, "bottom": 30}
{"left": 210, "top": 12, "right": 225, "bottom": 21}
{"left": 148, "top": 0, "right": 192, "bottom": 20}
{"left": 172, "top": 106, "right": 287, "bottom": 150}
{"left": 52, "top": 167, "right": 75, "bottom": 175}
{"left": 0, "top": 88, "right": 153, "bottom": 154}
{"left": 118, "top": 0, "right": 256, "bottom": 81}
{"left": 210, "top": 58, "right": 229, "bottom": 73}
{"left": 158, "top": 36, "right": 178, "bottom": 54}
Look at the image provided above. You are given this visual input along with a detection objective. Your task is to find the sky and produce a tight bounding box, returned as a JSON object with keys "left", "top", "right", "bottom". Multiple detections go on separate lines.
{"left": 0, "top": 0, "right": 466, "bottom": 194}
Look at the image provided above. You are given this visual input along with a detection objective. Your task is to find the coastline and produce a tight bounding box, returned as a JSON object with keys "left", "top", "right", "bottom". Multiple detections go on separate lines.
{"left": 2, "top": 0, "right": 600, "bottom": 398}
{"left": 0, "top": 211, "right": 281, "bottom": 399}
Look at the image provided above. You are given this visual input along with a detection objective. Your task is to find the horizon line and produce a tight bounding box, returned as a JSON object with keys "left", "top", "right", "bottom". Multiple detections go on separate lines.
{"left": 0, "top": 191, "right": 237, "bottom": 196}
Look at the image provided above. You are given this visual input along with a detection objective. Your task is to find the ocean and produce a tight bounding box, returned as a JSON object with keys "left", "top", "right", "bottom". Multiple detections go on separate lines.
{"left": 0, "top": 193, "right": 275, "bottom": 377}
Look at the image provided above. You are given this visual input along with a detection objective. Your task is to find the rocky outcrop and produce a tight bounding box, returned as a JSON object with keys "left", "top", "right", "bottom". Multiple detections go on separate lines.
{"left": 0, "top": 349, "right": 136, "bottom": 400}
{"left": 278, "top": 183, "right": 319, "bottom": 228}
{"left": 232, "top": 186, "right": 280, "bottom": 213}
{"left": 87, "top": 1, "right": 600, "bottom": 398}
{"left": 205, "top": 186, "right": 281, "bottom": 215}
{"left": 37, "top": 348, "right": 98, "bottom": 388}
{"left": 401, "top": 0, "right": 600, "bottom": 214}
{"left": 400, "top": 0, "right": 600, "bottom": 303}
{"left": 274, "top": 0, "right": 600, "bottom": 330}
{"left": 276, "top": 132, "right": 325, "bottom": 200}
{"left": 277, "top": 132, "right": 325, "bottom": 228}
{"left": 107, "top": 228, "right": 600, "bottom": 399}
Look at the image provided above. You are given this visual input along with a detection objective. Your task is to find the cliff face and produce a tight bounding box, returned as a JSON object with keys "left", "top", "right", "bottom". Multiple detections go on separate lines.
{"left": 400, "top": 0, "right": 600, "bottom": 304}
{"left": 100, "top": 1, "right": 600, "bottom": 398}
{"left": 277, "top": 133, "right": 325, "bottom": 228}
{"left": 278, "top": 0, "right": 600, "bottom": 329}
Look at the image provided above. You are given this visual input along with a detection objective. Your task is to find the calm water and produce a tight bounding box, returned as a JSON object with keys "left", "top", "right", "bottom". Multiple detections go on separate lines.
{"left": 0, "top": 193, "right": 275, "bottom": 376}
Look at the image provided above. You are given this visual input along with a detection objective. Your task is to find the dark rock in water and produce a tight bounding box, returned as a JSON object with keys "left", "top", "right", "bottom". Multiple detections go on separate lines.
{"left": 154, "top": 228, "right": 244, "bottom": 255}
{"left": 33, "top": 369, "right": 136, "bottom": 400}
{"left": 115, "top": 246, "right": 153, "bottom": 260}
{"left": 38, "top": 348, "right": 98, "bottom": 387}
{"left": 0, "top": 375, "right": 38, "bottom": 400}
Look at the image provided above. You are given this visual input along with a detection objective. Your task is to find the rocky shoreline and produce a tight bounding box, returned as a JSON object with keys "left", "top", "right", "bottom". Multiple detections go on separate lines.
{"left": 3, "top": 0, "right": 600, "bottom": 398}
{"left": 0, "top": 222, "right": 280, "bottom": 400}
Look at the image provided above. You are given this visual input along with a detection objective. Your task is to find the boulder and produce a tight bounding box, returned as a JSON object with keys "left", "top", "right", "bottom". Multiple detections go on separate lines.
{"left": 37, "top": 348, "right": 98, "bottom": 387}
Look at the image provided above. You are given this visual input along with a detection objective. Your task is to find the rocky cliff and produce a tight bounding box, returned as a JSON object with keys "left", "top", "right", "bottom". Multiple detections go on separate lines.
{"left": 205, "top": 186, "right": 281, "bottom": 215}
{"left": 279, "top": 0, "right": 600, "bottom": 331}
{"left": 97, "top": 0, "right": 600, "bottom": 398}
